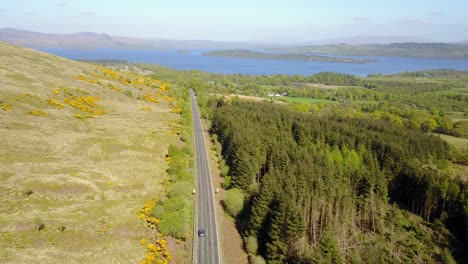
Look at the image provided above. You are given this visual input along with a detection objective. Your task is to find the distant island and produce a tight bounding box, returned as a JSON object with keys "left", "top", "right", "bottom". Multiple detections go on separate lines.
{"left": 204, "top": 49, "right": 378, "bottom": 63}
{"left": 272, "top": 43, "right": 468, "bottom": 59}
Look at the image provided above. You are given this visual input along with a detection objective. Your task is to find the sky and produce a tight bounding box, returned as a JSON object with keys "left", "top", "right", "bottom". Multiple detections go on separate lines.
{"left": 0, "top": 0, "right": 467, "bottom": 43}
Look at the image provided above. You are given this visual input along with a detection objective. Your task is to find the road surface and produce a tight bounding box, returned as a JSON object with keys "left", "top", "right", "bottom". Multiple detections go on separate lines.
{"left": 190, "top": 89, "right": 220, "bottom": 264}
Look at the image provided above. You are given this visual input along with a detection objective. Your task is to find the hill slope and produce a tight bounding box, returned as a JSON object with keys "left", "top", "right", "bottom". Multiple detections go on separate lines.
{"left": 273, "top": 42, "right": 468, "bottom": 59}
{"left": 0, "top": 28, "right": 125, "bottom": 49}
{"left": 0, "top": 28, "right": 259, "bottom": 49}
{"left": 0, "top": 41, "right": 179, "bottom": 263}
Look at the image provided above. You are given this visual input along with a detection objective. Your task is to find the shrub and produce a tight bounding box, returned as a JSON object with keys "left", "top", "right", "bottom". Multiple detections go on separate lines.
{"left": 167, "top": 181, "right": 193, "bottom": 198}
{"left": 57, "top": 223, "right": 66, "bottom": 232}
{"left": 219, "top": 158, "right": 226, "bottom": 169}
{"left": 245, "top": 235, "right": 258, "bottom": 255}
{"left": 46, "top": 99, "right": 65, "bottom": 109}
{"left": 64, "top": 96, "right": 105, "bottom": 115}
{"left": 167, "top": 144, "right": 184, "bottom": 158}
{"left": 140, "top": 94, "right": 159, "bottom": 103}
{"left": 34, "top": 218, "right": 45, "bottom": 231}
{"left": 140, "top": 239, "right": 172, "bottom": 264}
{"left": 123, "top": 90, "right": 133, "bottom": 97}
{"left": 140, "top": 107, "right": 152, "bottom": 111}
{"left": 220, "top": 165, "right": 230, "bottom": 177}
{"left": 27, "top": 109, "right": 48, "bottom": 116}
{"left": 23, "top": 189, "right": 33, "bottom": 197}
{"left": 0, "top": 102, "right": 13, "bottom": 111}
{"left": 222, "top": 176, "right": 232, "bottom": 189}
{"left": 250, "top": 255, "right": 266, "bottom": 264}
{"left": 224, "top": 188, "right": 244, "bottom": 217}
{"left": 159, "top": 209, "right": 191, "bottom": 239}
{"left": 166, "top": 159, "right": 191, "bottom": 182}
{"left": 152, "top": 205, "right": 165, "bottom": 219}
{"left": 163, "top": 196, "right": 190, "bottom": 213}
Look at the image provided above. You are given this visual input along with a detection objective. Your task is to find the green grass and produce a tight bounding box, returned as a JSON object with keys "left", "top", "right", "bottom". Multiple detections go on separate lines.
{"left": 434, "top": 133, "right": 468, "bottom": 151}
{"left": 276, "top": 96, "right": 338, "bottom": 105}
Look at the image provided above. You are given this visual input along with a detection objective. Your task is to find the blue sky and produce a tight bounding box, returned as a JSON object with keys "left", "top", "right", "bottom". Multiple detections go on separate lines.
{"left": 0, "top": 0, "right": 467, "bottom": 42}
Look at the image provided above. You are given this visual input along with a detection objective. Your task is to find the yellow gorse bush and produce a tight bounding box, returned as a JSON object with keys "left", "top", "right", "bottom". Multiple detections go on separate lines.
{"left": 27, "top": 109, "right": 48, "bottom": 117}
{"left": 138, "top": 197, "right": 172, "bottom": 263}
{"left": 0, "top": 102, "right": 13, "bottom": 111}
{"left": 64, "top": 96, "right": 105, "bottom": 115}
{"left": 139, "top": 239, "right": 172, "bottom": 264}
{"left": 140, "top": 107, "right": 152, "bottom": 112}
{"left": 102, "top": 68, "right": 120, "bottom": 80}
{"left": 75, "top": 75, "right": 99, "bottom": 84}
{"left": 141, "top": 94, "right": 160, "bottom": 103}
{"left": 160, "top": 95, "right": 174, "bottom": 102}
{"left": 139, "top": 197, "right": 160, "bottom": 228}
{"left": 46, "top": 99, "right": 65, "bottom": 109}
{"left": 107, "top": 83, "right": 123, "bottom": 93}
{"left": 167, "top": 121, "right": 182, "bottom": 135}
{"left": 169, "top": 103, "right": 182, "bottom": 114}
{"left": 135, "top": 79, "right": 146, "bottom": 85}
{"left": 159, "top": 83, "right": 170, "bottom": 93}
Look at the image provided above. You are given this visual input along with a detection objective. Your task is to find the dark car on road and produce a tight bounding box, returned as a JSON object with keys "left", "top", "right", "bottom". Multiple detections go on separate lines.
{"left": 198, "top": 229, "right": 205, "bottom": 237}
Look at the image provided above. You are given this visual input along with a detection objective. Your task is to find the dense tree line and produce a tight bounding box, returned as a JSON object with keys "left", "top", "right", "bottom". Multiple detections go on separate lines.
{"left": 209, "top": 99, "right": 467, "bottom": 263}
{"left": 98, "top": 63, "right": 468, "bottom": 262}
{"left": 132, "top": 63, "right": 467, "bottom": 114}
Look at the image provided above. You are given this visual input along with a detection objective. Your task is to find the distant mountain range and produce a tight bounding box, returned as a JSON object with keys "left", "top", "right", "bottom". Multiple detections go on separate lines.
{"left": 1, "top": 28, "right": 467, "bottom": 59}
{"left": 0, "top": 28, "right": 258, "bottom": 49}
{"left": 0, "top": 28, "right": 119, "bottom": 49}
{"left": 2, "top": 28, "right": 468, "bottom": 50}
{"left": 306, "top": 35, "right": 434, "bottom": 45}
{"left": 273, "top": 42, "right": 468, "bottom": 59}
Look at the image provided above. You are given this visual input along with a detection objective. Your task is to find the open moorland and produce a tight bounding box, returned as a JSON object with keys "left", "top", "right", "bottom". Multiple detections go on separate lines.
{"left": 0, "top": 42, "right": 183, "bottom": 263}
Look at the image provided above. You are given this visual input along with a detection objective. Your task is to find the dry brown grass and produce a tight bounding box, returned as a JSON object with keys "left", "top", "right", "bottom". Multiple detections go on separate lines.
{"left": 0, "top": 42, "right": 178, "bottom": 263}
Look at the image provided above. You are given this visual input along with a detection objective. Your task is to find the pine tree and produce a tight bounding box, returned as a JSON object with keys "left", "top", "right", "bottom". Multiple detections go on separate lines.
{"left": 313, "top": 231, "right": 343, "bottom": 264}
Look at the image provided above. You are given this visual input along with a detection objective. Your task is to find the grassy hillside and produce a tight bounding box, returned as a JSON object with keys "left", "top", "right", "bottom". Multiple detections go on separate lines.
{"left": 0, "top": 42, "right": 182, "bottom": 263}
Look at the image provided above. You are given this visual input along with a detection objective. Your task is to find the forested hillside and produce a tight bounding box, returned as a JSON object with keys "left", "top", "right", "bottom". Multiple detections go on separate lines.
{"left": 272, "top": 43, "right": 468, "bottom": 59}
{"left": 89, "top": 62, "right": 467, "bottom": 262}
{"left": 209, "top": 99, "right": 467, "bottom": 263}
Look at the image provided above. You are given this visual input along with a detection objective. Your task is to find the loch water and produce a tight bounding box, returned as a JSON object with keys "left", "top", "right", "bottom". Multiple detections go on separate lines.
{"left": 40, "top": 48, "right": 468, "bottom": 76}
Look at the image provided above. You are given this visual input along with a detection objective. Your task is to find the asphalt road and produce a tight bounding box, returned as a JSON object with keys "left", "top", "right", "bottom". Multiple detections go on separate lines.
{"left": 190, "top": 89, "right": 220, "bottom": 264}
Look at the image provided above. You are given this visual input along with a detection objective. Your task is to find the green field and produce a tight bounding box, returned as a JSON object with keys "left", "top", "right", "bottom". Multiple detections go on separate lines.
{"left": 276, "top": 96, "right": 338, "bottom": 104}
{"left": 434, "top": 133, "right": 468, "bottom": 151}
